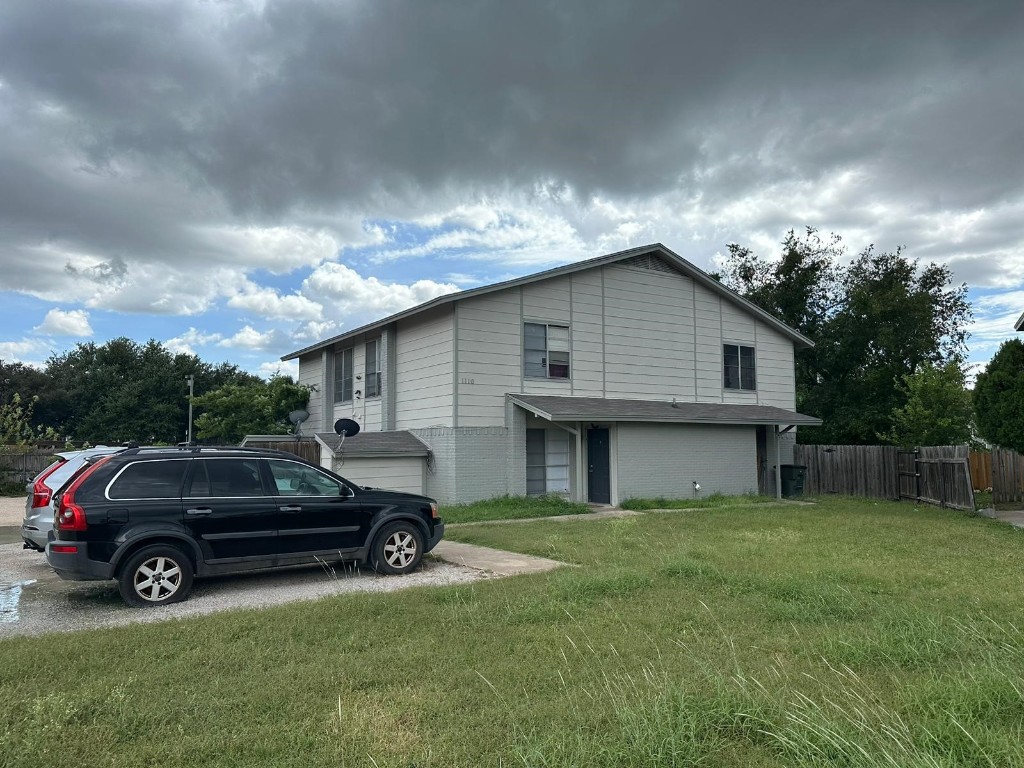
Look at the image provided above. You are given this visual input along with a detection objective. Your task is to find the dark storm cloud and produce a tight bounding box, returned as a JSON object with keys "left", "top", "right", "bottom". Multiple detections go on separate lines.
{"left": 3, "top": 0, "right": 1021, "bottom": 217}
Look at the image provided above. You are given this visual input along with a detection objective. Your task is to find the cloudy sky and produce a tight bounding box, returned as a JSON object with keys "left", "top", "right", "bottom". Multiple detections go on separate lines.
{"left": 1, "top": 0, "right": 1022, "bottom": 380}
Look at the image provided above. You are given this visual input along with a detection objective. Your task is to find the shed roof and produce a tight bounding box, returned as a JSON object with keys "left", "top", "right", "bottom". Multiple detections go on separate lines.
{"left": 508, "top": 394, "right": 822, "bottom": 427}
{"left": 315, "top": 430, "right": 430, "bottom": 458}
{"left": 282, "top": 243, "right": 814, "bottom": 360}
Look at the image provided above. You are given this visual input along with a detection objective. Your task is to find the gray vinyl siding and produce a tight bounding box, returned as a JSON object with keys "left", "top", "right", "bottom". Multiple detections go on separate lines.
{"left": 615, "top": 423, "right": 758, "bottom": 500}
{"left": 297, "top": 352, "right": 324, "bottom": 434}
{"left": 754, "top": 321, "right": 797, "bottom": 409}
{"left": 452, "top": 258, "right": 799, "bottom": 424}
{"left": 457, "top": 290, "right": 522, "bottom": 427}
{"left": 331, "top": 456, "right": 425, "bottom": 496}
{"left": 601, "top": 263, "right": 696, "bottom": 400}
{"left": 694, "top": 281, "right": 724, "bottom": 402}
{"left": 570, "top": 271, "right": 605, "bottom": 397}
{"left": 395, "top": 306, "right": 454, "bottom": 429}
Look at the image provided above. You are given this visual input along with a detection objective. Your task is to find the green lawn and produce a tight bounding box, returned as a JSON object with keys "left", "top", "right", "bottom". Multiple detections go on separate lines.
{"left": 443, "top": 494, "right": 591, "bottom": 523}
{"left": 3, "top": 497, "right": 1024, "bottom": 766}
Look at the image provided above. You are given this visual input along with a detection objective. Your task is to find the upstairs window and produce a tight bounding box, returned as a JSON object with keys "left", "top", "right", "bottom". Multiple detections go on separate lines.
{"left": 333, "top": 347, "right": 354, "bottom": 403}
{"left": 524, "top": 323, "right": 570, "bottom": 379}
{"left": 364, "top": 339, "right": 381, "bottom": 398}
{"left": 723, "top": 344, "right": 756, "bottom": 390}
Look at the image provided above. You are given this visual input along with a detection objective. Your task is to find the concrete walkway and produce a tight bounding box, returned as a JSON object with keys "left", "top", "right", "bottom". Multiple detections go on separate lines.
{"left": 987, "top": 509, "right": 1024, "bottom": 528}
{"left": 430, "top": 540, "right": 567, "bottom": 576}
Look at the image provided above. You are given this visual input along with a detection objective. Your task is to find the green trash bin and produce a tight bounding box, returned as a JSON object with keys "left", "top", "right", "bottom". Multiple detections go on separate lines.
{"left": 780, "top": 464, "right": 807, "bottom": 497}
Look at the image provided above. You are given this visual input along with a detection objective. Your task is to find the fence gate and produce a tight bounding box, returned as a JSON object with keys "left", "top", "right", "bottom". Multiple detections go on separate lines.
{"left": 897, "top": 450, "right": 919, "bottom": 502}
{"left": 897, "top": 448, "right": 976, "bottom": 511}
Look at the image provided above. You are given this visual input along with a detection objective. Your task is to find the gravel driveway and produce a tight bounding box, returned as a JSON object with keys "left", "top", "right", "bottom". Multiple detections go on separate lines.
{"left": 0, "top": 495, "right": 569, "bottom": 639}
{"left": 0, "top": 542, "right": 490, "bottom": 638}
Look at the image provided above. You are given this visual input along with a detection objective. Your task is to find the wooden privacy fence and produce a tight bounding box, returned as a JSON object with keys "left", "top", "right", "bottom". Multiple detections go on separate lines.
{"left": 239, "top": 436, "right": 320, "bottom": 464}
{"left": 793, "top": 443, "right": 975, "bottom": 511}
{"left": 0, "top": 447, "right": 58, "bottom": 485}
{"left": 993, "top": 448, "right": 1024, "bottom": 506}
{"left": 793, "top": 444, "right": 899, "bottom": 499}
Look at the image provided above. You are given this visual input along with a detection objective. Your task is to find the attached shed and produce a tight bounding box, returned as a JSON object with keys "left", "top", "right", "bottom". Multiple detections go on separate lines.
{"left": 315, "top": 430, "right": 431, "bottom": 496}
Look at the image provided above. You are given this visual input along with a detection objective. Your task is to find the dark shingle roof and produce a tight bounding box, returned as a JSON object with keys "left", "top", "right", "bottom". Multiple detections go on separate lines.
{"left": 315, "top": 430, "right": 430, "bottom": 458}
{"left": 508, "top": 394, "right": 822, "bottom": 426}
{"left": 282, "top": 243, "right": 814, "bottom": 360}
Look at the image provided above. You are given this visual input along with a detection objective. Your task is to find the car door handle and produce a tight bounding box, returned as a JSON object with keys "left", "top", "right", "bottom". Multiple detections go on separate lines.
{"left": 280, "top": 505, "right": 302, "bottom": 513}
{"left": 186, "top": 507, "right": 213, "bottom": 516}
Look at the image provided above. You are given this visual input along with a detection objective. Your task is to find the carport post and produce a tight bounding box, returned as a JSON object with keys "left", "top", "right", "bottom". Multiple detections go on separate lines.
{"left": 775, "top": 426, "right": 782, "bottom": 500}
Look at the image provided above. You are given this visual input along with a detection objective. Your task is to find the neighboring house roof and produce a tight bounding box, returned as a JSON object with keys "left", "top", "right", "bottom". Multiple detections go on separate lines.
{"left": 509, "top": 394, "right": 823, "bottom": 427}
{"left": 282, "top": 243, "right": 814, "bottom": 360}
{"left": 1016, "top": 312, "right": 1024, "bottom": 332}
{"left": 315, "top": 430, "right": 431, "bottom": 458}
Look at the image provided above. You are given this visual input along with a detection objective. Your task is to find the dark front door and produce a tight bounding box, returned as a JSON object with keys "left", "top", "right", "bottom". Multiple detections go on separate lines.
{"left": 587, "top": 428, "right": 611, "bottom": 504}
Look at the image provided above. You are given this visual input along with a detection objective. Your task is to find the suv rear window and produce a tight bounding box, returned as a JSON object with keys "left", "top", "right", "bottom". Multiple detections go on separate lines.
{"left": 108, "top": 460, "right": 189, "bottom": 500}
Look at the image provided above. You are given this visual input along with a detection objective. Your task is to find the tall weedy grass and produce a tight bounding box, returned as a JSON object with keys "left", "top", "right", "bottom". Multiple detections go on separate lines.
{"left": 504, "top": 610, "right": 1024, "bottom": 767}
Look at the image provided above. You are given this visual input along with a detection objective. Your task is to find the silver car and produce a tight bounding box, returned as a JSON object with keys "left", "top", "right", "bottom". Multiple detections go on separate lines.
{"left": 22, "top": 446, "right": 124, "bottom": 551}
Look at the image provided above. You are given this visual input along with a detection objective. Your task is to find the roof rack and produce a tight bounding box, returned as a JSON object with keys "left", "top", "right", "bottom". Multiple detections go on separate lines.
{"left": 119, "top": 445, "right": 300, "bottom": 458}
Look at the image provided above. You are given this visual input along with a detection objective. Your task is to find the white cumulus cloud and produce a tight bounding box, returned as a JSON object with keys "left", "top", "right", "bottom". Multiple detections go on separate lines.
{"left": 227, "top": 283, "right": 323, "bottom": 321}
{"left": 34, "top": 308, "right": 93, "bottom": 336}
{"left": 303, "top": 263, "right": 459, "bottom": 317}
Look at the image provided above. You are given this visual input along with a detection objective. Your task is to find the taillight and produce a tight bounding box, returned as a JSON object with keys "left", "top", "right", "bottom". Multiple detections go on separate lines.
{"left": 55, "top": 456, "right": 114, "bottom": 533}
{"left": 31, "top": 459, "right": 66, "bottom": 509}
{"left": 429, "top": 502, "right": 439, "bottom": 519}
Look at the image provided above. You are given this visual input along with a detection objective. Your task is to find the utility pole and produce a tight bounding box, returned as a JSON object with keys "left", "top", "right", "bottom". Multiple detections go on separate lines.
{"left": 186, "top": 375, "right": 195, "bottom": 445}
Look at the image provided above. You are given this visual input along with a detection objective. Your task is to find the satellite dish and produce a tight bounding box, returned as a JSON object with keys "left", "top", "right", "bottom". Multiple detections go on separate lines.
{"left": 334, "top": 418, "right": 361, "bottom": 437}
{"left": 288, "top": 409, "right": 310, "bottom": 426}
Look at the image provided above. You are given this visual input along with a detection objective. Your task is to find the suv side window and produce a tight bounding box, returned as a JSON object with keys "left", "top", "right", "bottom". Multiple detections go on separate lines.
{"left": 267, "top": 459, "right": 346, "bottom": 497}
{"left": 108, "top": 460, "right": 189, "bottom": 500}
{"left": 186, "top": 459, "right": 265, "bottom": 498}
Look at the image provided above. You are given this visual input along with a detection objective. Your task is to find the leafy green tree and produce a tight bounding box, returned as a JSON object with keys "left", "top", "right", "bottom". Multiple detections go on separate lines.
{"left": 0, "top": 393, "right": 38, "bottom": 445}
{"left": 973, "top": 339, "right": 1024, "bottom": 452}
{"left": 720, "top": 228, "right": 972, "bottom": 444}
{"left": 44, "top": 338, "right": 262, "bottom": 444}
{"left": 192, "top": 375, "right": 311, "bottom": 443}
{"left": 883, "top": 361, "right": 976, "bottom": 447}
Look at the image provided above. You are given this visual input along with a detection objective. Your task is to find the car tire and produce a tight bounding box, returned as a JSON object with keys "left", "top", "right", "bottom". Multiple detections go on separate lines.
{"left": 118, "top": 545, "right": 195, "bottom": 607}
{"left": 370, "top": 521, "right": 425, "bottom": 575}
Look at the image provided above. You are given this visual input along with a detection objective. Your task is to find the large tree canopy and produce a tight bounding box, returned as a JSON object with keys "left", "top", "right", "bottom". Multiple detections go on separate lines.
{"left": 882, "top": 361, "right": 976, "bottom": 448}
{"left": 192, "top": 375, "right": 311, "bottom": 444}
{"left": 39, "top": 338, "right": 262, "bottom": 444}
{"left": 973, "top": 339, "right": 1024, "bottom": 453}
{"left": 720, "top": 228, "right": 972, "bottom": 444}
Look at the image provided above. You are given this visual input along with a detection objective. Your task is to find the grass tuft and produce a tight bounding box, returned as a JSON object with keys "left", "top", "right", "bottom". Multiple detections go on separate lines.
{"left": 442, "top": 494, "right": 591, "bottom": 524}
{"left": 620, "top": 492, "right": 777, "bottom": 511}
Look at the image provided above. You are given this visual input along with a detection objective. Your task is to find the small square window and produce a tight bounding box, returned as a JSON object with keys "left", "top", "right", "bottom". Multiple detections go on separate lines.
{"left": 724, "top": 344, "right": 756, "bottom": 391}
{"left": 524, "top": 323, "right": 570, "bottom": 379}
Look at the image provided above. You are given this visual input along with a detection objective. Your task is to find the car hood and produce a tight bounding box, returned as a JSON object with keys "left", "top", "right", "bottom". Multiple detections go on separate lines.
{"left": 357, "top": 487, "right": 436, "bottom": 505}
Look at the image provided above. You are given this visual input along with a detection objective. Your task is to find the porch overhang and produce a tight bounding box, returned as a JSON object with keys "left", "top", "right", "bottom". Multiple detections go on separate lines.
{"left": 507, "top": 394, "right": 822, "bottom": 428}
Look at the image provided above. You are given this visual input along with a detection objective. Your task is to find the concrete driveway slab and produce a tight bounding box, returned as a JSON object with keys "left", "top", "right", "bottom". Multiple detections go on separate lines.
{"left": 431, "top": 540, "right": 567, "bottom": 576}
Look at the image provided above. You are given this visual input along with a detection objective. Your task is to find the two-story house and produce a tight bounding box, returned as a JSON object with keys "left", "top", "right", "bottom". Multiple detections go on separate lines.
{"left": 281, "top": 243, "right": 821, "bottom": 505}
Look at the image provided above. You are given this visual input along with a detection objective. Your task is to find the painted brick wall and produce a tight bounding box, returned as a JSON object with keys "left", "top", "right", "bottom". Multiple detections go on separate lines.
{"left": 411, "top": 426, "right": 511, "bottom": 504}
{"left": 615, "top": 423, "right": 758, "bottom": 500}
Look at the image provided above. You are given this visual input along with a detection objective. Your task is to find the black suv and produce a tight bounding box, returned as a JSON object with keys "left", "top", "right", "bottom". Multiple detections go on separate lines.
{"left": 46, "top": 446, "right": 444, "bottom": 607}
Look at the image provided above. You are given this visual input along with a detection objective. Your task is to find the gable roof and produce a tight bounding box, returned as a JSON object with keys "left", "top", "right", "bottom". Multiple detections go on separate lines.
{"left": 282, "top": 243, "right": 814, "bottom": 360}
{"left": 1016, "top": 311, "right": 1024, "bottom": 332}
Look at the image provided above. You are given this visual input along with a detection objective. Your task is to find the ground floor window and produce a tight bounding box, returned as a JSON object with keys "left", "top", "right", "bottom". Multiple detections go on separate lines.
{"left": 526, "top": 428, "right": 570, "bottom": 496}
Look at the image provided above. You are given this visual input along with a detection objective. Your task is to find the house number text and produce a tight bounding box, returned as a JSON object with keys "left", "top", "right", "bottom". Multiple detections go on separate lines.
{"left": 460, "top": 377, "right": 475, "bottom": 385}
